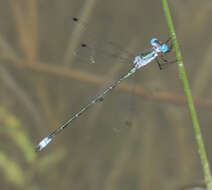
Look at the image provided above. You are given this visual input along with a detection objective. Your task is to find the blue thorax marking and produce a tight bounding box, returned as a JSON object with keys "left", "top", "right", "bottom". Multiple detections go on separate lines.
{"left": 140, "top": 50, "right": 156, "bottom": 60}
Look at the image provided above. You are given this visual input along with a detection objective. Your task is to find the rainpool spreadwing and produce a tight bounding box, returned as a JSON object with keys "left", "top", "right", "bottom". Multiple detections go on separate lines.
{"left": 35, "top": 27, "right": 175, "bottom": 152}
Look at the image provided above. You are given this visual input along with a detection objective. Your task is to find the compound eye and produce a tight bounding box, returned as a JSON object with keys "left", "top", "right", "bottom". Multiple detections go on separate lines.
{"left": 161, "top": 44, "right": 168, "bottom": 53}
{"left": 150, "top": 38, "right": 159, "bottom": 45}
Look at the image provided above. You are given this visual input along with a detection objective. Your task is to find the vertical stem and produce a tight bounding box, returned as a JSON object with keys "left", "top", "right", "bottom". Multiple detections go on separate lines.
{"left": 161, "top": 0, "right": 212, "bottom": 189}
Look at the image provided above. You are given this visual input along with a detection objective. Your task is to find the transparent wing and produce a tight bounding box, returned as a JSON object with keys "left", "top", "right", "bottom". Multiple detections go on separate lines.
{"left": 70, "top": 17, "right": 137, "bottom": 133}
{"left": 71, "top": 17, "right": 134, "bottom": 65}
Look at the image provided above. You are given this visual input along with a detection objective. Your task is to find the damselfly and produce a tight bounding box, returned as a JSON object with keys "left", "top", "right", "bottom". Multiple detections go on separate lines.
{"left": 35, "top": 36, "right": 174, "bottom": 152}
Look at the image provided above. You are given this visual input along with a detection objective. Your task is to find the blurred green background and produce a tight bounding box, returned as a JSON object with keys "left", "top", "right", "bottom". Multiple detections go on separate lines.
{"left": 0, "top": 0, "right": 212, "bottom": 190}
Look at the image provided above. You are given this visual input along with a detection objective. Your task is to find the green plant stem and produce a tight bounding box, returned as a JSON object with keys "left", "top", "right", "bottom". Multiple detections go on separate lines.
{"left": 161, "top": 0, "right": 212, "bottom": 189}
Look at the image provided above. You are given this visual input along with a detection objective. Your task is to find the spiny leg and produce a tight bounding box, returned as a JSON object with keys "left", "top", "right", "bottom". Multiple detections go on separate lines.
{"left": 164, "top": 37, "right": 171, "bottom": 44}
{"left": 156, "top": 58, "right": 162, "bottom": 70}
{"left": 158, "top": 56, "right": 177, "bottom": 69}
{"left": 159, "top": 55, "right": 177, "bottom": 64}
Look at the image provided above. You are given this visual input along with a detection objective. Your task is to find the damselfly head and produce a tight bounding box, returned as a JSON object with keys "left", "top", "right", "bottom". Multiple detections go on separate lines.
{"left": 150, "top": 38, "right": 168, "bottom": 53}
{"left": 161, "top": 43, "right": 168, "bottom": 53}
